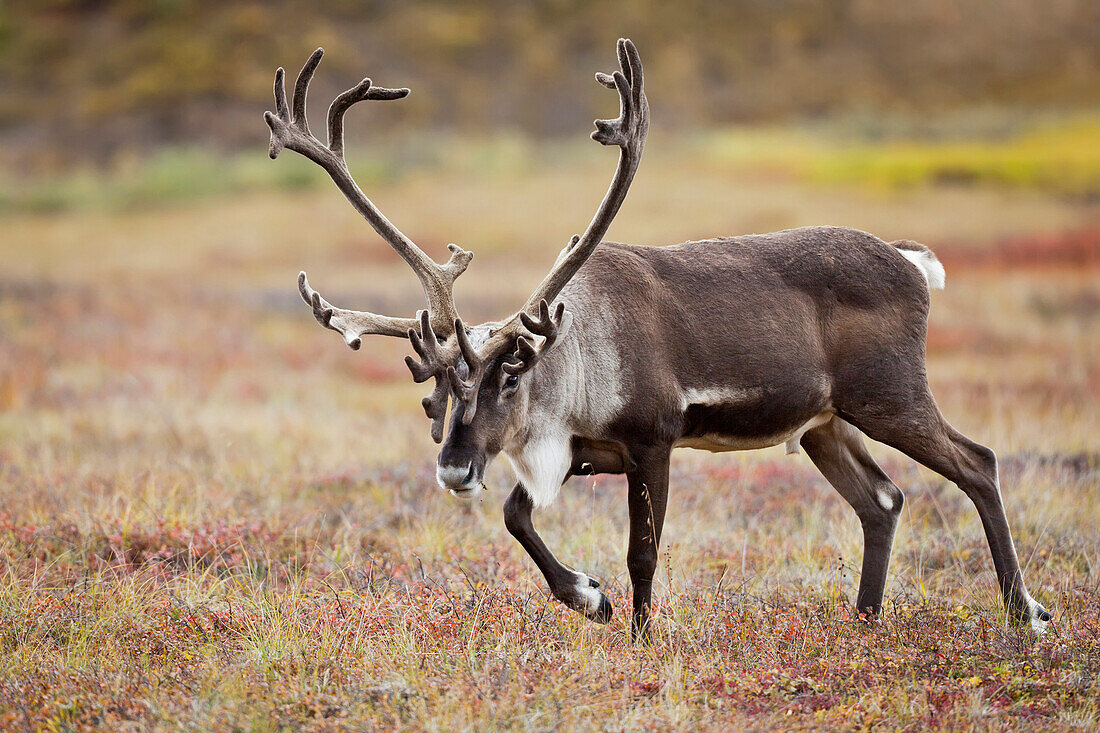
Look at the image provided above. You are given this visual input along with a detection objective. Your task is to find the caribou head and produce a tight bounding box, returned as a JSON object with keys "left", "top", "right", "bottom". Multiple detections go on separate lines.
{"left": 268, "top": 39, "right": 647, "bottom": 497}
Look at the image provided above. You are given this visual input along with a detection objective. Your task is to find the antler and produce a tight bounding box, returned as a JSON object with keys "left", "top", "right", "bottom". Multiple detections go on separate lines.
{"left": 266, "top": 48, "right": 473, "bottom": 342}
{"left": 274, "top": 41, "right": 648, "bottom": 440}
{"left": 520, "top": 37, "right": 647, "bottom": 315}
{"left": 443, "top": 317, "right": 488, "bottom": 423}
{"left": 403, "top": 310, "right": 454, "bottom": 442}
{"left": 449, "top": 38, "right": 649, "bottom": 392}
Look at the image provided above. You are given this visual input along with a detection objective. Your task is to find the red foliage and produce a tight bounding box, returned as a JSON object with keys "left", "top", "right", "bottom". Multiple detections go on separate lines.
{"left": 937, "top": 225, "right": 1100, "bottom": 271}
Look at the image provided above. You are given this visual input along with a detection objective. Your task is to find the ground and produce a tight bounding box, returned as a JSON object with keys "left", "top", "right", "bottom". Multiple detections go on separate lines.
{"left": 1, "top": 134, "right": 1098, "bottom": 730}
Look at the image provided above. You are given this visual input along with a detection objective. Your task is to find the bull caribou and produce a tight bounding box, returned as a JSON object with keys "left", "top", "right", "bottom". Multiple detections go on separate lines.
{"left": 264, "top": 39, "right": 1050, "bottom": 640}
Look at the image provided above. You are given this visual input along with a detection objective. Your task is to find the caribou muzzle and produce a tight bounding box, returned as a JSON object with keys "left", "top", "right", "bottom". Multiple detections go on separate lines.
{"left": 435, "top": 446, "right": 486, "bottom": 497}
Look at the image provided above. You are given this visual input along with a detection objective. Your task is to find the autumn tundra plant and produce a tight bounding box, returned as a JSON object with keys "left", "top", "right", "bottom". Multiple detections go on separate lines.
{"left": 264, "top": 39, "right": 1051, "bottom": 641}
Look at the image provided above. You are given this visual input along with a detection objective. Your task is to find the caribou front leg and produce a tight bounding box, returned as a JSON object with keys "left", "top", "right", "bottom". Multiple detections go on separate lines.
{"left": 503, "top": 483, "right": 613, "bottom": 623}
{"left": 626, "top": 446, "right": 671, "bottom": 643}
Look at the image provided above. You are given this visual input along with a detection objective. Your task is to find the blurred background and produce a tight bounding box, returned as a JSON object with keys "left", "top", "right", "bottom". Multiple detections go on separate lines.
{"left": 4, "top": 1, "right": 1099, "bottom": 193}
{"left": 1, "top": 0, "right": 1097, "bottom": 474}
{"left": 1, "top": 3, "right": 1099, "bottom": 727}
{"left": 1, "top": 0, "right": 1098, "bottom": 489}
{"left": 2, "top": 0, "right": 1097, "bottom": 426}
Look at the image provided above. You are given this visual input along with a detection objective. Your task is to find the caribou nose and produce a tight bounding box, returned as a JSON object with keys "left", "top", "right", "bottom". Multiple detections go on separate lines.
{"left": 436, "top": 461, "right": 475, "bottom": 489}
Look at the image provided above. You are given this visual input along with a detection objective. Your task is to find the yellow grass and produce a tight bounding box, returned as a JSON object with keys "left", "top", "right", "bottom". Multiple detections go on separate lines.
{"left": 704, "top": 116, "right": 1100, "bottom": 197}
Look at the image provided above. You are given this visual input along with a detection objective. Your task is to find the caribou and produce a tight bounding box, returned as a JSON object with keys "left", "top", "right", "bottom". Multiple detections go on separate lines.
{"left": 265, "top": 39, "right": 1051, "bottom": 640}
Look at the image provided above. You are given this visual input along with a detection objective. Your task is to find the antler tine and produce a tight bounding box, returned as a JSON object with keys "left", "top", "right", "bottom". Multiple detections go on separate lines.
{"left": 328, "top": 77, "right": 410, "bottom": 157}
{"left": 273, "top": 67, "right": 290, "bottom": 122}
{"left": 422, "top": 380, "right": 450, "bottom": 443}
{"left": 268, "top": 68, "right": 289, "bottom": 158}
{"left": 453, "top": 318, "right": 483, "bottom": 375}
{"left": 518, "top": 300, "right": 565, "bottom": 336}
{"left": 404, "top": 311, "right": 441, "bottom": 383}
{"left": 292, "top": 48, "right": 324, "bottom": 132}
{"left": 298, "top": 271, "right": 417, "bottom": 349}
{"left": 445, "top": 318, "right": 492, "bottom": 424}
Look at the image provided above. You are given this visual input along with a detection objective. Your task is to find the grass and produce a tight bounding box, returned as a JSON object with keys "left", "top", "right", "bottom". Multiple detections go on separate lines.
{"left": 0, "top": 140, "right": 1099, "bottom": 729}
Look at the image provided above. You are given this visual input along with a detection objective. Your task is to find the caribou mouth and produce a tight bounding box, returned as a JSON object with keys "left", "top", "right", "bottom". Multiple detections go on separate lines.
{"left": 449, "top": 483, "right": 485, "bottom": 499}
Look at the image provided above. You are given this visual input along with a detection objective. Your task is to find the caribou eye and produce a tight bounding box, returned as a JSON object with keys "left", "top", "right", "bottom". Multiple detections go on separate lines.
{"left": 504, "top": 374, "right": 519, "bottom": 389}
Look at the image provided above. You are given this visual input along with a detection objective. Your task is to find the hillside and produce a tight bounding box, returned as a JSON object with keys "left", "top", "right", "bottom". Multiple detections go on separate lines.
{"left": 1, "top": 0, "right": 1098, "bottom": 170}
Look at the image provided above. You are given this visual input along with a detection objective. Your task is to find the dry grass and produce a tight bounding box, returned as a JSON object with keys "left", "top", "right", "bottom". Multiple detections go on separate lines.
{"left": 1, "top": 154, "right": 1099, "bottom": 730}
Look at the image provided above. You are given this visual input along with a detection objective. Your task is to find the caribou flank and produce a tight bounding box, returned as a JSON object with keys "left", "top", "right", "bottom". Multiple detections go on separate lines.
{"left": 266, "top": 40, "right": 1051, "bottom": 641}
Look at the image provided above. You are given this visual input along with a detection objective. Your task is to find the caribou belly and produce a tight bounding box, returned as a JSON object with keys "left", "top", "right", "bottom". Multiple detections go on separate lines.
{"left": 674, "top": 411, "right": 832, "bottom": 453}
{"left": 675, "top": 387, "right": 833, "bottom": 454}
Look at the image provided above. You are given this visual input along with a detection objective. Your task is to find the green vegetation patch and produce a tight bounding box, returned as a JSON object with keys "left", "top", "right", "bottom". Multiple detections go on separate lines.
{"left": 0, "top": 148, "right": 322, "bottom": 214}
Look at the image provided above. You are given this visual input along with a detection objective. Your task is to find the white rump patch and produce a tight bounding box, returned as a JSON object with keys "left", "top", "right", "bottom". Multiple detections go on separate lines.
{"left": 897, "top": 247, "right": 946, "bottom": 291}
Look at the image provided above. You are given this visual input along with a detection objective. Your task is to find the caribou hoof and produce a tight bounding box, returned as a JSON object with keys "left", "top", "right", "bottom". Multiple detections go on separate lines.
{"left": 1028, "top": 600, "right": 1052, "bottom": 635}
{"left": 559, "top": 573, "right": 613, "bottom": 624}
{"left": 1010, "top": 596, "right": 1052, "bottom": 635}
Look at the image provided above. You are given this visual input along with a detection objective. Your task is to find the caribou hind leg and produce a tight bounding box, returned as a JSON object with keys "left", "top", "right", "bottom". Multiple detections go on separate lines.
{"left": 800, "top": 417, "right": 904, "bottom": 617}
{"left": 843, "top": 391, "right": 1051, "bottom": 632}
{"left": 503, "top": 483, "right": 613, "bottom": 624}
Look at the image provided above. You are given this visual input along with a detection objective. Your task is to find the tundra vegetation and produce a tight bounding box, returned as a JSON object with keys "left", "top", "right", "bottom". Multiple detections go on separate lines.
{"left": 1, "top": 6, "right": 1099, "bottom": 728}
{"left": 1, "top": 124, "right": 1098, "bottom": 728}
